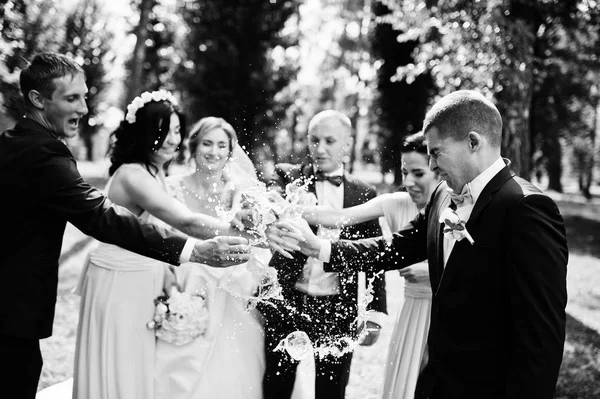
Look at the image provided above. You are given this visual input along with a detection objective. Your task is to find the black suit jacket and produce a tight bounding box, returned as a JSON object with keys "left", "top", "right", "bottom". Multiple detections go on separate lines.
{"left": 0, "top": 118, "right": 188, "bottom": 339}
{"left": 325, "top": 164, "right": 568, "bottom": 399}
{"left": 267, "top": 163, "right": 387, "bottom": 326}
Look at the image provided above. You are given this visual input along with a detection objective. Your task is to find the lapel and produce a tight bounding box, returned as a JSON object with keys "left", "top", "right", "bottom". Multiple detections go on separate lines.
{"left": 429, "top": 184, "right": 452, "bottom": 293}
{"left": 435, "top": 163, "right": 515, "bottom": 297}
{"left": 300, "top": 164, "right": 317, "bottom": 196}
{"left": 342, "top": 176, "right": 358, "bottom": 208}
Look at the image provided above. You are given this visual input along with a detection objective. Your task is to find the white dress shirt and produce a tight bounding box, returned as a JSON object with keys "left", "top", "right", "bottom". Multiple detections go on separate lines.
{"left": 295, "top": 166, "right": 344, "bottom": 296}
{"left": 179, "top": 238, "right": 197, "bottom": 264}
{"left": 442, "top": 157, "right": 505, "bottom": 266}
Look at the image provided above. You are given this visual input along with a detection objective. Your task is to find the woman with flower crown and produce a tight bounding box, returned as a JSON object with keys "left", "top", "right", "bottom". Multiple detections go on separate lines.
{"left": 71, "top": 92, "right": 260, "bottom": 399}
{"left": 153, "top": 116, "right": 269, "bottom": 399}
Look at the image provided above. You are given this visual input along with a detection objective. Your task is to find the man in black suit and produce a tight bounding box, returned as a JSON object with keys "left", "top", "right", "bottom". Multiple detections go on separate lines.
{"left": 294, "top": 91, "right": 568, "bottom": 399}
{"left": 262, "top": 110, "right": 387, "bottom": 399}
{"left": 0, "top": 52, "right": 298, "bottom": 399}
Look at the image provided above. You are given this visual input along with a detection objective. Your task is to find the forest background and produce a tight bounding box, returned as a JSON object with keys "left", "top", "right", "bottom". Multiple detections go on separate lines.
{"left": 2, "top": 0, "right": 600, "bottom": 194}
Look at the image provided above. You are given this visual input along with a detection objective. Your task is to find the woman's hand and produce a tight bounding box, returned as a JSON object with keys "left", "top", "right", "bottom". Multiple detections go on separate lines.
{"left": 265, "top": 221, "right": 305, "bottom": 259}
{"left": 399, "top": 261, "right": 429, "bottom": 283}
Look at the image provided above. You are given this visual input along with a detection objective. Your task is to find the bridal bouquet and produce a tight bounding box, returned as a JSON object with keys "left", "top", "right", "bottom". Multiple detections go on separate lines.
{"left": 218, "top": 179, "right": 317, "bottom": 244}
{"left": 147, "top": 286, "right": 209, "bottom": 346}
{"left": 216, "top": 179, "right": 316, "bottom": 310}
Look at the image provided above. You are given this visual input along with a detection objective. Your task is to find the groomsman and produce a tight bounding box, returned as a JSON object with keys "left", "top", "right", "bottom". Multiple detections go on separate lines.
{"left": 0, "top": 52, "right": 301, "bottom": 399}
{"left": 261, "top": 110, "right": 387, "bottom": 399}
{"left": 294, "top": 91, "right": 569, "bottom": 399}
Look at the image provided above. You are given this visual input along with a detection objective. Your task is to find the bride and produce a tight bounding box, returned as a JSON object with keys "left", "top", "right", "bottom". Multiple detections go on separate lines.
{"left": 155, "top": 116, "right": 269, "bottom": 399}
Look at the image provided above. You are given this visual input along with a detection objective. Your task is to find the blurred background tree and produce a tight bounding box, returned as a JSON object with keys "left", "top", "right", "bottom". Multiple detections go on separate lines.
{"left": 59, "top": 0, "right": 115, "bottom": 161}
{"left": 370, "top": 0, "right": 435, "bottom": 185}
{"left": 0, "top": 0, "right": 598, "bottom": 195}
{"left": 173, "top": 0, "right": 300, "bottom": 173}
{"left": 0, "top": 0, "right": 62, "bottom": 122}
{"left": 371, "top": 0, "right": 600, "bottom": 192}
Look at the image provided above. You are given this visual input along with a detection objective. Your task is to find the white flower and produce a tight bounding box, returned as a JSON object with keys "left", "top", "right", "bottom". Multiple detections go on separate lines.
{"left": 140, "top": 91, "right": 152, "bottom": 102}
{"left": 148, "top": 287, "right": 209, "bottom": 346}
{"left": 439, "top": 207, "right": 475, "bottom": 244}
{"left": 156, "top": 302, "right": 168, "bottom": 316}
{"left": 151, "top": 91, "right": 164, "bottom": 102}
{"left": 124, "top": 90, "right": 178, "bottom": 125}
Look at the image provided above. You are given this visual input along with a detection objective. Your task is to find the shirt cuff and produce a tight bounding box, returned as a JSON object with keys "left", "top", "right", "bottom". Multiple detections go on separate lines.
{"left": 318, "top": 239, "right": 331, "bottom": 262}
{"left": 367, "top": 311, "right": 387, "bottom": 327}
{"left": 179, "top": 238, "right": 196, "bottom": 264}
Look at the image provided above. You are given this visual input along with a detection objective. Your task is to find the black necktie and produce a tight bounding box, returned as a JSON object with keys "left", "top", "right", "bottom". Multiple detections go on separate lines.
{"left": 315, "top": 171, "right": 343, "bottom": 186}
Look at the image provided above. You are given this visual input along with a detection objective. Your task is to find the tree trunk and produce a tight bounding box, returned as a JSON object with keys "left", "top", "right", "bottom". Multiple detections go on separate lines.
{"left": 581, "top": 100, "right": 598, "bottom": 198}
{"left": 543, "top": 135, "right": 563, "bottom": 192}
{"left": 126, "top": 0, "right": 153, "bottom": 105}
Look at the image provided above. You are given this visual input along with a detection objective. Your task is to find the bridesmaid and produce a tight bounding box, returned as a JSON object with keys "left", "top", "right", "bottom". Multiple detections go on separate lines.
{"left": 301, "top": 132, "right": 440, "bottom": 399}
{"left": 72, "top": 94, "right": 254, "bottom": 399}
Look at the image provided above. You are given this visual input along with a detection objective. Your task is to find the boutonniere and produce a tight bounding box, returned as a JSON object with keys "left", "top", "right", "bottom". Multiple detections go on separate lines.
{"left": 439, "top": 207, "right": 475, "bottom": 245}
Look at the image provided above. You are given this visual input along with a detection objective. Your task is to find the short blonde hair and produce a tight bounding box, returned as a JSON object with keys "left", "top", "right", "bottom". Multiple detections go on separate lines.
{"left": 308, "top": 110, "right": 352, "bottom": 135}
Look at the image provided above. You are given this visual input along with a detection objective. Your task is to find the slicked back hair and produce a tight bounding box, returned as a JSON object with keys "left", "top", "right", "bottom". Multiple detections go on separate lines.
{"left": 20, "top": 52, "right": 85, "bottom": 109}
{"left": 422, "top": 90, "right": 502, "bottom": 148}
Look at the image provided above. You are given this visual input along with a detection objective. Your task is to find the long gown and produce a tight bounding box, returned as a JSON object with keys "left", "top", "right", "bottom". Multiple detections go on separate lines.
{"left": 72, "top": 164, "right": 170, "bottom": 399}
{"left": 380, "top": 192, "right": 433, "bottom": 399}
{"left": 153, "top": 175, "right": 266, "bottom": 399}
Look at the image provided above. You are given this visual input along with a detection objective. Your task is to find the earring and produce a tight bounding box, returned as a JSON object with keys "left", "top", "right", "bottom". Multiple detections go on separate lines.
{"left": 342, "top": 154, "right": 351, "bottom": 164}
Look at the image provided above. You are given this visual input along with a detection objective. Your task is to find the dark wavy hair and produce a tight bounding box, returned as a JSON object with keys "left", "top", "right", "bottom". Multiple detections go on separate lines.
{"left": 400, "top": 131, "right": 427, "bottom": 155}
{"left": 108, "top": 99, "right": 187, "bottom": 176}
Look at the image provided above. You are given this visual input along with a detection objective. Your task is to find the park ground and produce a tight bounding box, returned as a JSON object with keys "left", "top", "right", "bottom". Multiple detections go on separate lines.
{"left": 38, "top": 161, "right": 600, "bottom": 398}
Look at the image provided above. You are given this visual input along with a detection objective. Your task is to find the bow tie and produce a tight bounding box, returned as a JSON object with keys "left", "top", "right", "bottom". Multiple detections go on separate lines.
{"left": 315, "top": 171, "right": 343, "bottom": 186}
{"left": 448, "top": 184, "right": 473, "bottom": 207}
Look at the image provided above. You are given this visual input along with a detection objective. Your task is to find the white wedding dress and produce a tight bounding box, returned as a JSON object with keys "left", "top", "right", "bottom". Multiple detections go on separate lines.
{"left": 153, "top": 174, "right": 268, "bottom": 399}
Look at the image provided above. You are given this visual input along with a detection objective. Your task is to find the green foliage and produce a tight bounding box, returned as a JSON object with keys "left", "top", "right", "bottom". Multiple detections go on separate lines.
{"left": 0, "top": 0, "right": 116, "bottom": 160}
{"left": 174, "top": 0, "right": 300, "bottom": 160}
{"left": 0, "top": 0, "right": 62, "bottom": 120}
{"left": 371, "top": 0, "right": 600, "bottom": 187}
{"left": 370, "top": 1, "right": 435, "bottom": 181}
{"left": 59, "top": 0, "right": 115, "bottom": 160}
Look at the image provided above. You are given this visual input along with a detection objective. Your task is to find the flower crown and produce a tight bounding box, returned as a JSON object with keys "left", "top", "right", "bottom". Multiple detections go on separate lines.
{"left": 125, "top": 90, "right": 178, "bottom": 124}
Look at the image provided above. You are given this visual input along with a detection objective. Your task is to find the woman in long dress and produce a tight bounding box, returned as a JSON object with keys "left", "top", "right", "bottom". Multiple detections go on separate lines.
{"left": 72, "top": 95, "right": 255, "bottom": 399}
{"left": 155, "top": 116, "right": 267, "bottom": 399}
{"left": 301, "top": 132, "right": 440, "bottom": 399}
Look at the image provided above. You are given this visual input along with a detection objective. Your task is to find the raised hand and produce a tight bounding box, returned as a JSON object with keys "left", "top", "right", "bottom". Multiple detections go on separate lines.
{"left": 399, "top": 262, "right": 429, "bottom": 284}
{"left": 265, "top": 220, "right": 305, "bottom": 259}
{"left": 285, "top": 217, "right": 322, "bottom": 258}
{"left": 190, "top": 236, "right": 251, "bottom": 267}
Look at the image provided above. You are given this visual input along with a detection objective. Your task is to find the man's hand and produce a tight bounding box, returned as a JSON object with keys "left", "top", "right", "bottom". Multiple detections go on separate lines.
{"left": 190, "top": 236, "right": 251, "bottom": 267}
{"left": 358, "top": 320, "right": 381, "bottom": 346}
{"left": 399, "top": 262, "right": 429, "bottom": 284}
{"left": 266, "top": 221, "right": 305, "bottom": 259}
{"left": 287, "top": 218, "right": 322, "bottom": 258}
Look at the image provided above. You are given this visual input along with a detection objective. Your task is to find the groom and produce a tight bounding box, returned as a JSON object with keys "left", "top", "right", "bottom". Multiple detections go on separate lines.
{"left": 294, "top": 91, "right": 568, "bottom": 399}
{"left": 0, "top": 52, "right": 297, "bottom": 399}
{"left": 261, "top": 110, "right": 387, "bottom": 399}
